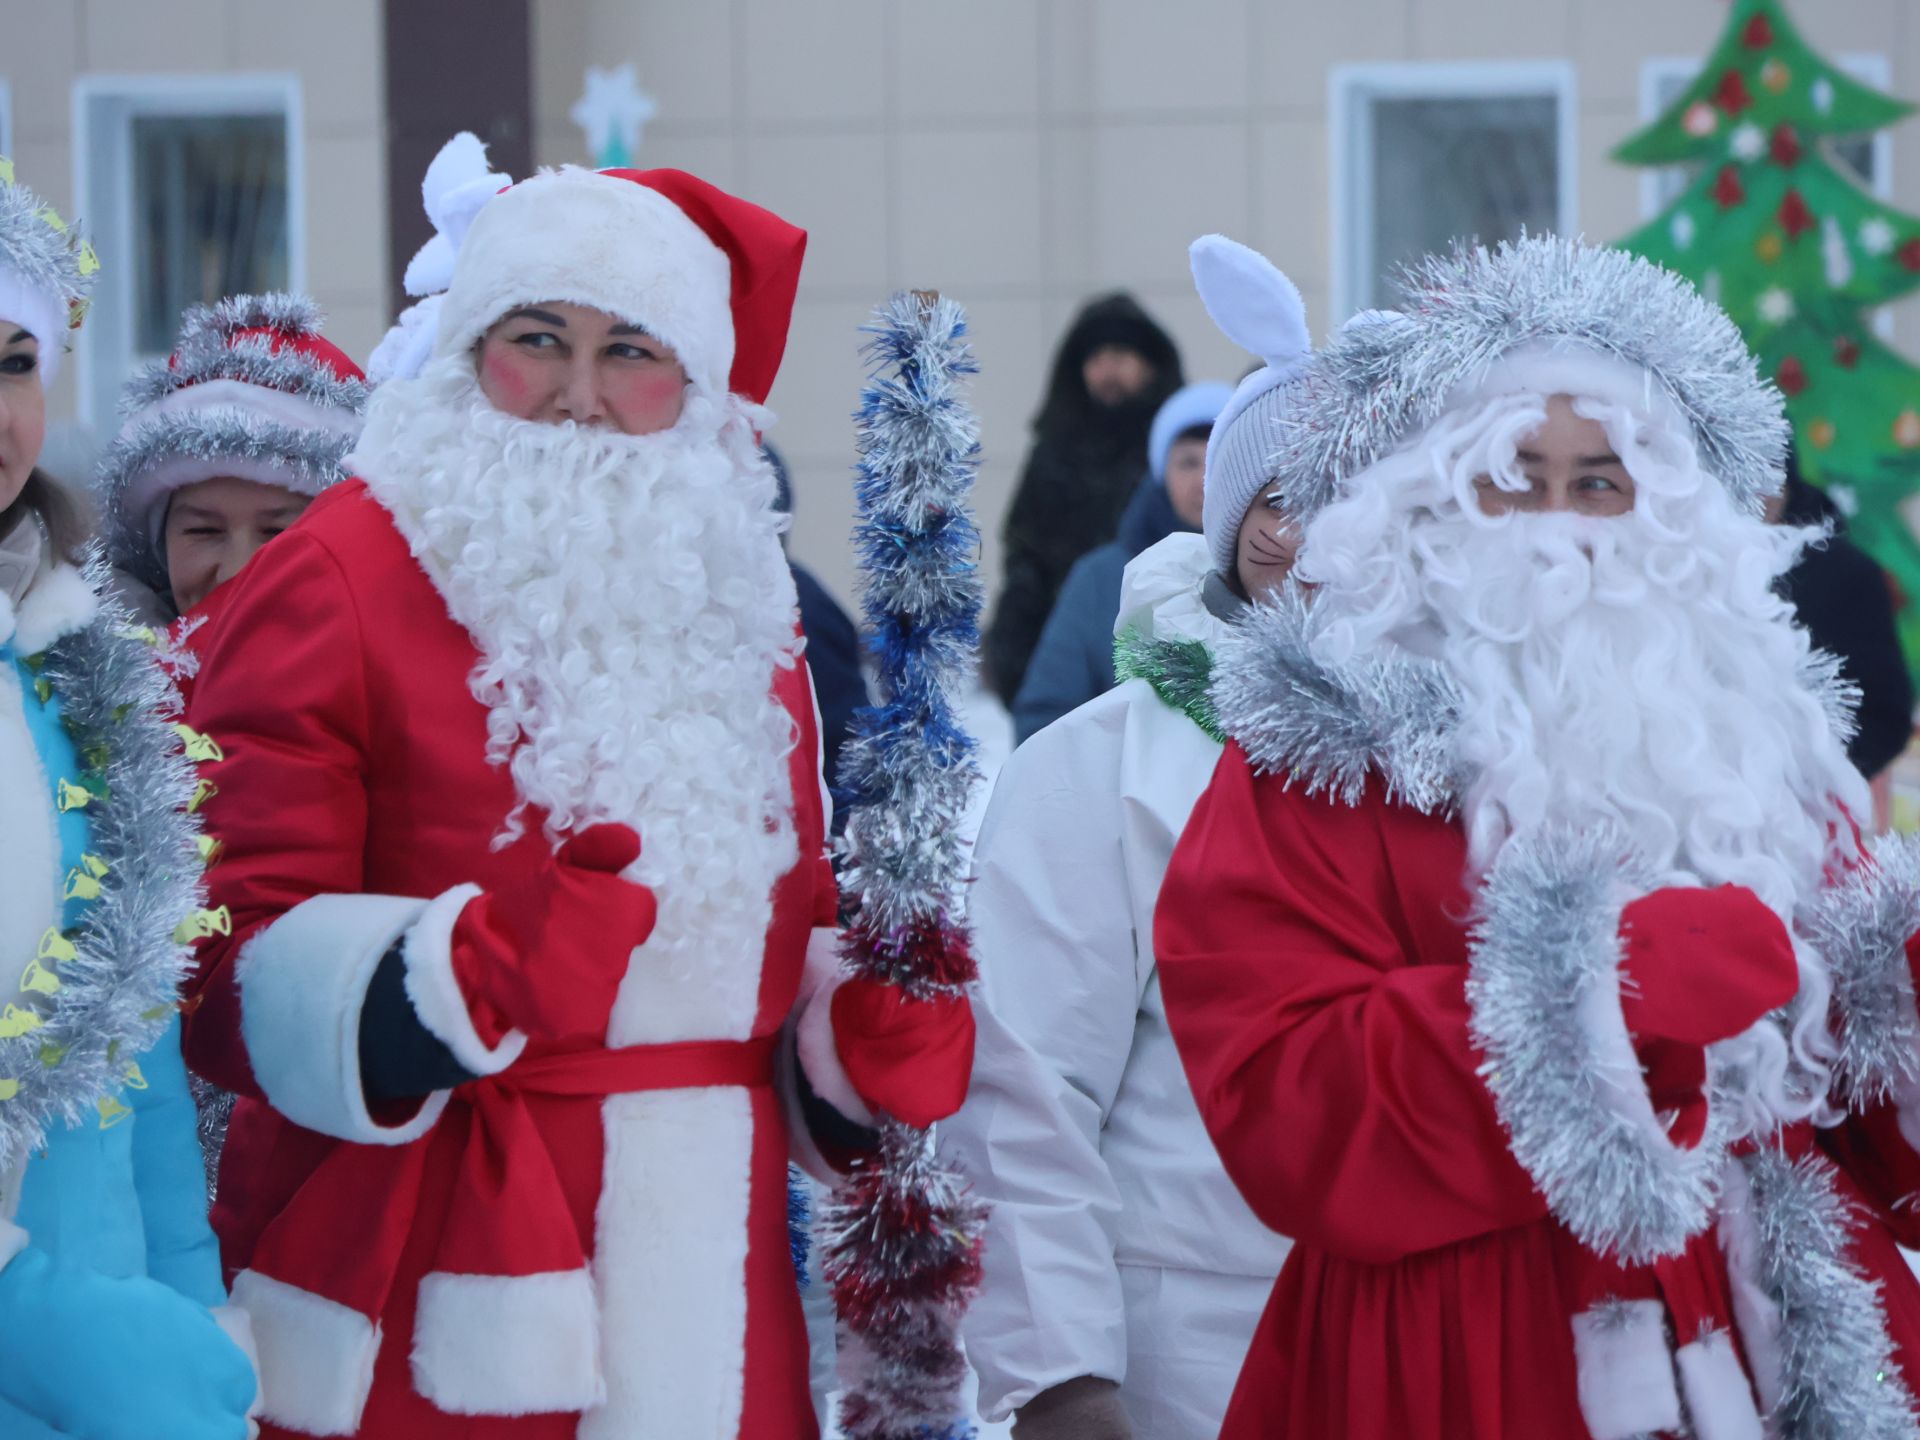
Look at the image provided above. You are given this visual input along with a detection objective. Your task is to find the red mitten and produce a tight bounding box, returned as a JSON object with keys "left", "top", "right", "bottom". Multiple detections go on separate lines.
{"left": 1637, "top": 1037, "right": 1710, "bottom": 1149}
{"left": 829, "top": 979, "right": 976, "bottom": 1127}
{"left": 1617, "top": 885, "right": 1799, "bottom": 1046}
{"left": 452, "top": 824, "right": 657, "bottom": 1044}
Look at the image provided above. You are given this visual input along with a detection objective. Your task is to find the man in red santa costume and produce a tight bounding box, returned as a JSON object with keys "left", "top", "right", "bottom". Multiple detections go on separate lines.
{"left": 178, "top": 155, "right": 973, "bottom": 1439}
{"left": 1157, "top": 235, "right": 1920, "bottom": 1440}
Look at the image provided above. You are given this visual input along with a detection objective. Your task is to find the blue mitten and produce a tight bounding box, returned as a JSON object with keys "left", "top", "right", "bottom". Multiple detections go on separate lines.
{"left": 0, "top": 1240, "right": 255, "bottom": 1440}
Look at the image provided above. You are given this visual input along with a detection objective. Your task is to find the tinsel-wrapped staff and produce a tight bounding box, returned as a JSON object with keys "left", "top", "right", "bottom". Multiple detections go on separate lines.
{"left": 820, "top": 292, "right": 990, "bottom": 1440}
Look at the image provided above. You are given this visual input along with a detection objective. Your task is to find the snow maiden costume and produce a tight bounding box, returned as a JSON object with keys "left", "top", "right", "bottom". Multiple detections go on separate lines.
{"left": 181, "top": 155, "right": 974, "bottom": 1440}
{"left": 947, "top": 236, "right": 1308, "bottom": 1440}
{"left": 1156, "top": 235, "right": 1920, "bottom": 1440}
{"left": 0, "top": 159, "right": 256, "bottom": 1439}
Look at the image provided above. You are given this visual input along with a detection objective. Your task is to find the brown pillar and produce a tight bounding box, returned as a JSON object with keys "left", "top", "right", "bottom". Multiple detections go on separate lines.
{"left": 381, "top": 0, "right": 534, "bottom": 319}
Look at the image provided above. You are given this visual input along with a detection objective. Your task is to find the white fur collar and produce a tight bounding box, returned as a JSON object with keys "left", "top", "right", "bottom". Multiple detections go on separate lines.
{"left": 2, "top": 563, "right": 100, "bottom": 656}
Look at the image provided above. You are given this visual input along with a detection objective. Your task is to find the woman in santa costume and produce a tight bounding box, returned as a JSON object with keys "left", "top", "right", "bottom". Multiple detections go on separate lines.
{"left": 97, "top": 292, "right": 367, "bottom": 643}
{"left": 947, "top": 235, "right": 1308, "bottom": 1440}
{"left": 181, "top": 149, "right": 974, "bottom": 1439}
{"left": 1157, "top": 234, "right": 1920, "bottom": 1440}
{"left": 0, "top": 159, "right": 256, "bottom": 1438}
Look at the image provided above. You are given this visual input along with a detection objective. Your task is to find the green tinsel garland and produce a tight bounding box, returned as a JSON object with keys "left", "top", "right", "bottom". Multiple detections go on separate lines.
{"left": 1113, "top": 629, "right": 1223, "bottom": 743}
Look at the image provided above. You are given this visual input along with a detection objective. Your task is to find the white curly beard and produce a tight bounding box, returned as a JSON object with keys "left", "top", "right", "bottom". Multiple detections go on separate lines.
{"left": 350, "top": 357, "right": 802, "bottom": 1045}
{"left": 1300, "top": 389, "right": 1871, "bottom": 1130}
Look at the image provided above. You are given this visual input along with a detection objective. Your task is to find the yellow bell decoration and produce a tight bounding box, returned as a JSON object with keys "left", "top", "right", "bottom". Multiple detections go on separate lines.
{"left": 18, "top": 958, "right": 60, "bottom": 997}
{"left": 189, "top": 778, "right": 217, "bottom": 813}
{"left": 35, "top": 928, "right": 76, "bottom": 965}
{"left": 121, "top": 1060, "right": 147, "bottom": 1091}
{"left": 96, "top": 1094, "right": 133, "bottom": 1128}
{"left": 173, "top": 906, "right": 231, "bottom": 945}
{"left": 0, "top": 1078, "right": 18, "bottom": 1100}
{"left": 38, "top": 1041, "right": 68, "bottom": 1067}
{"left": 31, "top": 676, "right": 50, "bottom": 705}
{"left": 63, "top": 853, "right": 108, "bottom": 902}
{"left": 0, "top": 157, "right": 13, "bottom": 184}
{"left": 171, "top": 723, "right": 223, "bottom": 764}
{"left": 196, "top": 834, "right": 222, "bottom": 868}
{"left": 0, "top": 1005, "right": 44, "bottom": 1039}
{"left": 119, "top": 625, "right": 161, "bottom": 648}
{"left": 55, "top": 779, "right": 92, "bottom": 813}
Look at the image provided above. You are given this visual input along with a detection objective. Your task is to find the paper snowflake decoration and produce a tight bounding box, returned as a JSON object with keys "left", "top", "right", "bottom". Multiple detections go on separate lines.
{"left": 570, "top": 63, "right": 657, "bottom": 168}
{"left": 1823, "top": 216, "right": 1855, "bottom": 288}
{"left": 1829, "top": 483, "right": 1860, "bottom": 518}
{"left": 1730, "top": 123, "right": 1766, "bottom": 161}
{"left": 1757, "top": 286, "right": 1796, "bottom": 324}
{"left": 1861, "top": 217, "right": 1897, "bottom": 256}
{"left": 1812, "top": 77, "right": 1835, "bottom": 114}
{"left": 1671, "top": 212, "right": 1697, "bottom": 251}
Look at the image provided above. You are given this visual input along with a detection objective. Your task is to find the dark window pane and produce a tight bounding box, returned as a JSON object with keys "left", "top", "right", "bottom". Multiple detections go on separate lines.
{"left": 131, "top": 113, "right": 289, "bottom": 354}
{"left": 1369, "top": 96, "right": 1559, "bottom": 307}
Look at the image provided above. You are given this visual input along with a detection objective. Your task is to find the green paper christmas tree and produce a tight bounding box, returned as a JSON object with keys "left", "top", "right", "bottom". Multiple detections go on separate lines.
{"left": 1616, "top": 0, "right": 1920, "bottom": 666}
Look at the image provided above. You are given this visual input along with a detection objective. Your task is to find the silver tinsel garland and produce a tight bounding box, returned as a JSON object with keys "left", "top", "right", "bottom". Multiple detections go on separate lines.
{"left": 1266, "top": 235, "right": 1791, "bottom": 520}
{"left": 1466, "top": 824, "right": 1740, "bottom": 1264}
{"left": 1803, "top": 832, "right": 1920, "bottom": 1108}
{"left": 0, "top": 162, "right": 95, "bottom": 330}
{"left": 1209, "top": 586, "right": 1461, "bottom": 815}
{"left": 817, "top": 292, "right": 988, "bottom": 1440}
{"left": 0, "top": 555, "right": 206, "bottom": 1171}
{"left": 1742, "top": 1148, "right": 1919, "bottom": 1439}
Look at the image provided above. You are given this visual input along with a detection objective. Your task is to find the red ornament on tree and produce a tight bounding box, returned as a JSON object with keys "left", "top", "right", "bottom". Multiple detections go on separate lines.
{"left": 1835, "top": 336, "right": 1861, "bottom": 369}
{"left": 1778, "top": 189, "right": 1815, "bottom": 239}
{"left": 1742, "top": 13, "right": 1774, "bottom": 49}
{"left": 1776, "top": 356, "right": 1809, "bottom": 396}
{"left": 1712, "top": 165, "right": 1747, "bottom": 210}
{"left": 1769, "top": 123, "right": 1803, "bottom": 169}
{"left": 1900, "top": 238, "right": 1920, "bottom": 272}
{"left": 1714, "top": 68, "right": 1754, "bottom": 115}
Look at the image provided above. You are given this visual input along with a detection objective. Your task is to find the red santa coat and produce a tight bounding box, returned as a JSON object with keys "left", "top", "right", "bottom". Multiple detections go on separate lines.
{"left": 182, "top": 479, "right": 840, "bottom": 1439}
{"left": 1156, "top": 744, "right": 1920, "bottom": 1440}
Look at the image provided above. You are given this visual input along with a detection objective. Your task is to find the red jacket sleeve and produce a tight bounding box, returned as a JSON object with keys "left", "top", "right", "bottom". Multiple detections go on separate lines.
{"left": 181, "top": 530, "right": 372, "bottom": 1096}
{"left": 1153, "top": 744, "right": 1547, "bottom": 1264}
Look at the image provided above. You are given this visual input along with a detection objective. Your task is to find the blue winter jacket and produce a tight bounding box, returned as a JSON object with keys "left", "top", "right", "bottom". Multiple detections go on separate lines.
{"left": 1011, "top": 476, "right": 1195, "bottom": 744}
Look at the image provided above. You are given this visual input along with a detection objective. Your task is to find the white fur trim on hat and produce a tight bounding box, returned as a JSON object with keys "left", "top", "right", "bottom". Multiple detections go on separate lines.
{"left": 1449, "top": 339, "right": 1687, "bottom": 431}
{"left": 433, "top": 167, "right": 734, "bottom": 397}
{"left": 0, "top": 264, "right": 65, "bottom": 390}
{"left": 1190, "top": 235, "right": 1312, "bottom": 575}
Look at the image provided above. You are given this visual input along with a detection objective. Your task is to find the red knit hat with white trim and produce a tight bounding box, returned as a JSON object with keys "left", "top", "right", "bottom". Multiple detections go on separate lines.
{"left": 97, "top": 292, "right": 368, "bottom": 595}
{"left": 428, "top": 164, "right": 807, "bottom": 405}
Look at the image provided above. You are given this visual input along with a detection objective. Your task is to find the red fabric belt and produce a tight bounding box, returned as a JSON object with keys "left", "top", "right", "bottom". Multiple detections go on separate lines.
{"left": 501, "top": 1032, "right": 778, "bottom": 1098}
{"left": 248, "top": 1030, "right": 782, "bottom": 1385}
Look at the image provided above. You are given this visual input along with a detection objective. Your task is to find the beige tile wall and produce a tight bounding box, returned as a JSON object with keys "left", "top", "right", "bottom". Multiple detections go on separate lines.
{"left": 0, "top": 0, "right": 389, "bottom": 431}
{"left": 532, "top": 0, "right": 1920, "bottom": 615}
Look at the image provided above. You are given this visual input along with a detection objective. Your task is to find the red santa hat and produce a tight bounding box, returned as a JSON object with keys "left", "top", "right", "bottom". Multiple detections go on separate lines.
{"left": 97, "top": 293, "right": 368, "bottom": 596}
{"left": 428, "top": 164, "right": 807, "bottom": 404}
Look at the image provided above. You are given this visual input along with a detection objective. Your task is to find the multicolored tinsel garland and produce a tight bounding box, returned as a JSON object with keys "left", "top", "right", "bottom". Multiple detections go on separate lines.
{"left": 817, "top": 293, "right": 989, "bottom": 1440}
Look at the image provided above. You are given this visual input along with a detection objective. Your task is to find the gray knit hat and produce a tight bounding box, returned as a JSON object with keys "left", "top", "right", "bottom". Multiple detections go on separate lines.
{"left": 1189, "top": 235, "right": 1312, "bottom": 576}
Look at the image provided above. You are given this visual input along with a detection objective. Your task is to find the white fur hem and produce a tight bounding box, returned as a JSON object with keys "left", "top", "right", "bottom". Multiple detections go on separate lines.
{"left": 1676, "top": 1328, "right": 1765, "bottom": 1440}
{"left": 231, "top": 1269, "right": 380, "bottom": 1437}
{"left": 1718, "top": 1157, "right": 1788, "bottom": 1414}
{"left": 411, "top": 1268, "right": 604, "bottom": 1415}
{"left": 400, "top": 883, "right": 528, "bottom": 1077}
{"left": 210, "top": 1304, "right": 265, "bottom": 1426}
{"left": 0, "top": 1217, "right": 26, "bottom": 1269}
{"left": 236, "top": 892, "right": 450, "bottom": 1144}
{"left": 1572, "top": 1299, "right": 1682, "bottom": 1440}
{"left": 793, "top": 926, "right": 875, "bottom": 1126}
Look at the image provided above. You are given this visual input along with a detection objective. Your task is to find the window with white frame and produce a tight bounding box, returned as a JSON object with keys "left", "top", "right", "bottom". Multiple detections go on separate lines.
{"left": 75, "top": 75, "right": 305, "bottom": 428}
{"left": 1332, "top": 63, "right": 1577, "bottom": 323}
{"left": 1638, "top": 54, "right": 1892, "bottom": 216}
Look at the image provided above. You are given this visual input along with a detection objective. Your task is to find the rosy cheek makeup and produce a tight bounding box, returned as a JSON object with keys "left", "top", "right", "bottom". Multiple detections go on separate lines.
{"left": 610, "top": 372, "right": 686, "bottom": 429}
{"left": 480, "top": 350, "right": 535, "bottom": 409}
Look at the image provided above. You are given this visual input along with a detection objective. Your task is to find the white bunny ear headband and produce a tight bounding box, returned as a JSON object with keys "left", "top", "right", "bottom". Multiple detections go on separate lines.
{"left": 366, "top": 132, "right": 512, "bottom": 384}
{"left": 1189, "top": 232, "right": 1310, "bottom": 376}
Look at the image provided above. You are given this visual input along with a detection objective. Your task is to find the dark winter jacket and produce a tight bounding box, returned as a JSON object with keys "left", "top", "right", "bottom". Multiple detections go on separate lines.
{"left": 1777, "top": 469, "right": 1914, "bottom": 777}
{"left": 1011, "top": 474, "right": 1194, "bottom": 744}
{"left": 983, "top": 294, "right": 1182, "bottom": 701}
{"left": 793, "top": 561, "right": 867, "bottom": 807}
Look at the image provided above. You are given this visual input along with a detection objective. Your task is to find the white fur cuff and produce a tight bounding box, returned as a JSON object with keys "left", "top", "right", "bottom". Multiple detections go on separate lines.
{"left": 1572, "top": 1299, "right": 1682, "bottom": 1440}
{"left": 230, "top": 1269, "right": 380, "bottom": 1437}
{"left": 1675, "top": 1329, "right": 1765, "bottom": 1440}
{"left": 793, "top": 926, "right": 875, "bottom": 1126}
{"left": 412, "top": 1268, "right": 604, "bottom": 1415}
{"left": 236, "top": 893, "right": 449, "bottom": 1145}
{"left": 400, "top": 883, "right": 528, "bottom": 1077}
{"left": 0, "top": 1217, "right": 26, "bottom": 1269}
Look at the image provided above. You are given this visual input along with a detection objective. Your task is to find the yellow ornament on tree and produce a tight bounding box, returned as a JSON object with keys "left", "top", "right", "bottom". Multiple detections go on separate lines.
{"left": 1756, "top": 231, "right": 1784, "bottom": 263}
{"left": 1809, "top": 418, "right": 1838, "bottom": 450}
{"left": 1761, "top": 58, "right": 1791, "bottom": 94}
{"left": 1894, "top": 408, "right": 1920, "bottom": 450}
